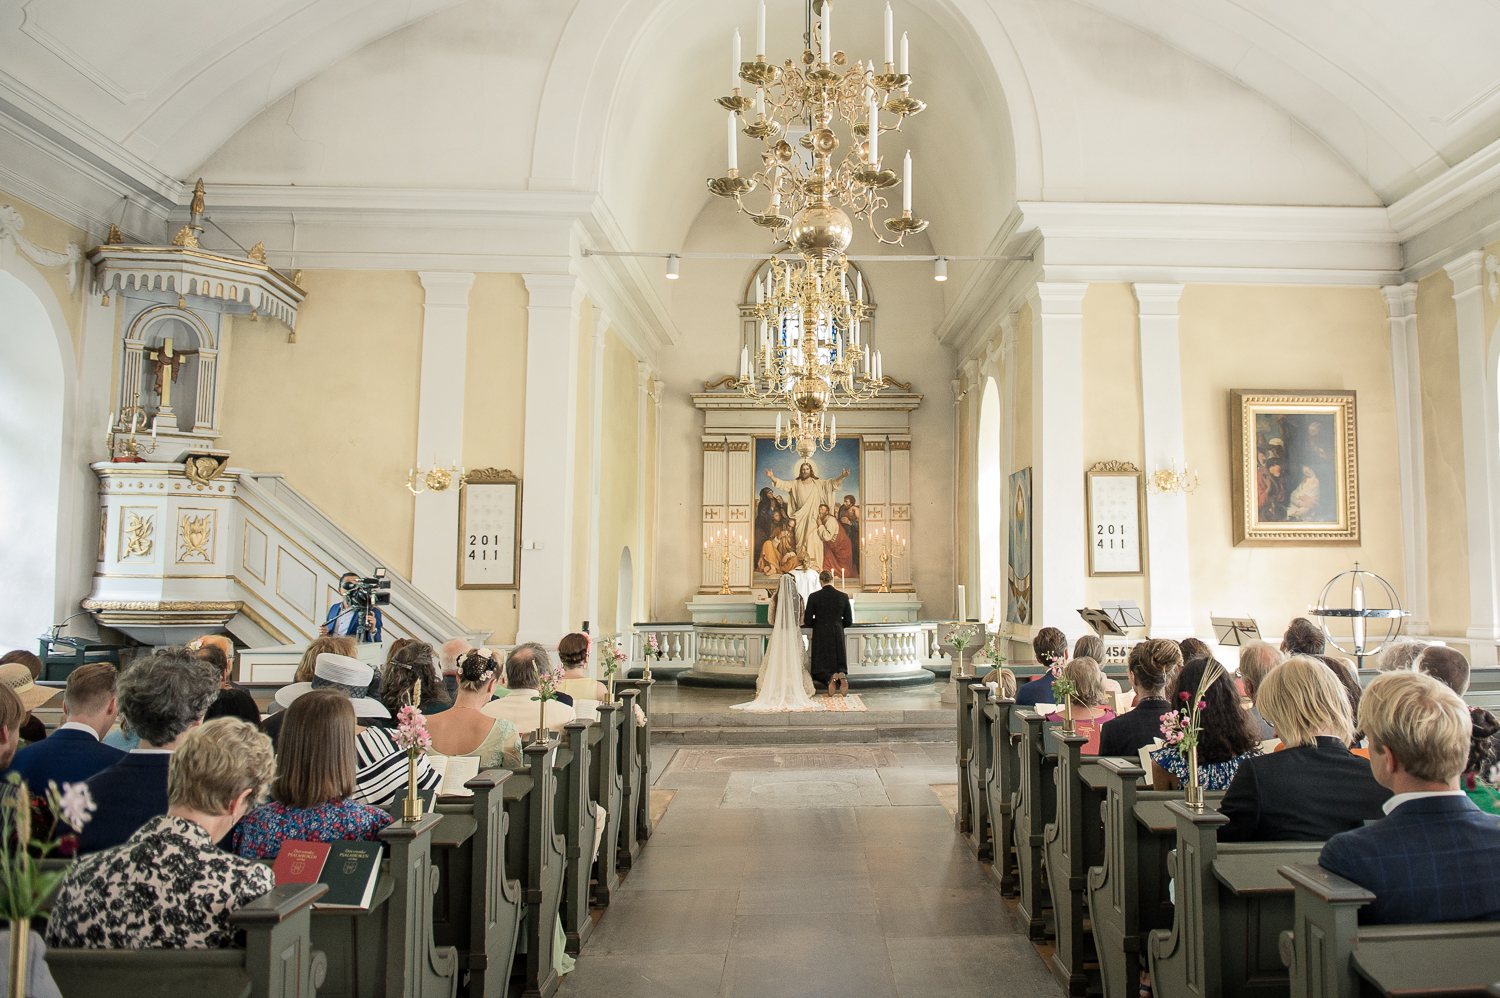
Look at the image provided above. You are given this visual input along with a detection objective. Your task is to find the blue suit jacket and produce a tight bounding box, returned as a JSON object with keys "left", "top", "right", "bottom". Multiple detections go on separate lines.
{"left": 78, "top": 752, "right": 170, "bottom": 854}
{"left": 1319, "top": 794, "right": 1500, "bottom": 925}
{"left": 325, "top": 601, "right": 383, "bottom": 641}
{"left": 1014, "top": 674, "right": 1056, "bottom": 706}
{"left": 6, "top": 729, "right": 124, "bottom": 791}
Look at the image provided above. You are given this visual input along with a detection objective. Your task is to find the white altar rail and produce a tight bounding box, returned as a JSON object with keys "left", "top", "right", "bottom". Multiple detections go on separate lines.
{"left": 625, "top": 620, "right": 955, "bottom": 677}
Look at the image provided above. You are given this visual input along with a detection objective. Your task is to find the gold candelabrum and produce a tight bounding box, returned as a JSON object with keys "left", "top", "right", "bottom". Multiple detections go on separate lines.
{"left": 865, "top": 525, "right": 907, "bottom": 593}
{"left": 406, "top": 456, "right": 467, "bottom": 495}
{"left": 1147, "top": 458, "right": 1199, "bottom": 496}
{"left": 773, "top": 408, "right": 840, "bottom": 456}
{"left": 712, "top": 0, "right": 924, "bottom": 418}
{"left": 703, "top": 528, "right": 751, "bottom": 595}
{"left": 105, "top": 391, "right": 157, "bottom": 460}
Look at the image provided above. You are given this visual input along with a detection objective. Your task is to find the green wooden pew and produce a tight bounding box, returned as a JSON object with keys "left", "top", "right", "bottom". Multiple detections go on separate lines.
{"left": 555, "top": 720, "right": 598, "bottom": 955}
{"left": 45, "top": 882, "right": 328, "bottom": 998}
{"left": 614, "top": 688, "right": 643, "bottom": 869}
{"left": 507, "top": 739, "right": 567, "bottom": 998}
{"left": 589, "top": 701, "right": 624, "bottom": 907}
{"left": 1014, "top": 709, "right": 1057, "bottom": 941}
{"left": 614, "top": 678, "right": 655, "bottom": 852}
{"left": 1278, "top": 863, "right": 1500, "bottom": 998}
{"left": 1147, "top": 801, "right": 1323, "bottom": 998}
{"left": 983, "top": 695, "right": 1020, "bottom": 896}
{"left": 966, "top": 683, "right": 994, "bottom": 860}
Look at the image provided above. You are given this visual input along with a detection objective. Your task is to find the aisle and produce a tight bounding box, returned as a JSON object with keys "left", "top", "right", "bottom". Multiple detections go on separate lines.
{"left": 557, "top": 745, "right": 1060, "bottom": 998}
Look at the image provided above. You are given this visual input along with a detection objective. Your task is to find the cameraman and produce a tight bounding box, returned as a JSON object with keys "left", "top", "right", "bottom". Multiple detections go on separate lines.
{"left": 321, "top": 572, "right": 384, "bottom": 641}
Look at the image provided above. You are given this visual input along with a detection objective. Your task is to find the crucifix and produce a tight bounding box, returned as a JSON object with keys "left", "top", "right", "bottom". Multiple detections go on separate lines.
{"left": 146, "top": 337, "right": 197, "bottom": 416}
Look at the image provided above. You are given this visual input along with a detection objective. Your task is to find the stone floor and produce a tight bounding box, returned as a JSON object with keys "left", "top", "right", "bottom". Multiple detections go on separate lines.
{"left": 557, "top": 744, "right": 1061, "bottom": 998}
{"left": 648, "top": 684, "right": 956, "bottom": 745}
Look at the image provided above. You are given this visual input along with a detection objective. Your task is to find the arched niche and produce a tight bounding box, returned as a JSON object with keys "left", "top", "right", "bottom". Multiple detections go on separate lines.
{"left": 120, "top": 304, "right": 221, "bottom": 441}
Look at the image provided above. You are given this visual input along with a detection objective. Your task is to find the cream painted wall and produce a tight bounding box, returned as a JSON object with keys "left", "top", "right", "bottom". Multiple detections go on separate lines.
{"left": 0, "top": 191, "right": 87, "bottom": 362}
{"left": 1079, "top": 283, "right": 1149, "bottom": 618}
{"left": 569, "top": 301, "right": 594, "bottom": 633}
{"left": 455, "top": 272, "right": 529, "bottom": 641}
{"left": 1415, "top": 269, "right": 1471, "bottom": 638}
{"left": 217, "top": 269, "right": 424, "bottom": 576}
{"left": 1178, "top": 285, "right": 1404, "bottom": 642}
{"left": 598, "top": 330, "right": 642, "bottom": 635}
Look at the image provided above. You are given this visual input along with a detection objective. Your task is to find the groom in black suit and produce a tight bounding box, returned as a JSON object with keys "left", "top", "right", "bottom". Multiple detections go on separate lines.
{"left": 804, "top": 570, "right": 853, "bottom": 693}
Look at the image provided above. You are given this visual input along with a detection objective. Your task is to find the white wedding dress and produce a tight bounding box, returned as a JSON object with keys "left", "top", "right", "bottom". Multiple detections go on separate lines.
{"left": 731, "top": 574, "right": 822, "bottom": 712}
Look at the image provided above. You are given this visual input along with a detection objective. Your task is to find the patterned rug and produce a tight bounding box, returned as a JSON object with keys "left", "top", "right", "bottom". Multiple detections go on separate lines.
{"left": 812, "top": 694, "right": 867, "bottom": 712}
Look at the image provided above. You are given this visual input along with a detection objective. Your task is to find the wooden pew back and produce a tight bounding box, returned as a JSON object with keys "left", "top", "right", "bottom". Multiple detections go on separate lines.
{"left": 1014, "top": 709, "right": 1058, "bottom": 940}
{"left": 983, "top": 697, "right": 1020, "bottom": 896}
{"left": 589, "top": 702, "right": 624, "bottom": 905}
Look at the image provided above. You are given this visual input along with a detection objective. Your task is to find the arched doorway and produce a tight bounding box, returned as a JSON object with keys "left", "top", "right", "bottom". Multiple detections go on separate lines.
{"left": 0, "top": 270, "right": 67, "bottom": 651}
{"left": 616, "top": 547, "right": 634, "bottom": 636}
{"left": 977, "top": 377, "right": 1002, "bottom": 625}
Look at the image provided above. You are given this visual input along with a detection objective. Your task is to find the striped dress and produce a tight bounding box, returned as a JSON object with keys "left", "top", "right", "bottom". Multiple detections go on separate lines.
{"left": 353, "top": 726, "right": 443, "bottom": 806}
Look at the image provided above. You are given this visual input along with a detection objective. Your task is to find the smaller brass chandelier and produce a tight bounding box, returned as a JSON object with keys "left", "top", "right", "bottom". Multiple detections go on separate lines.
{"left": 1147, "top": 458, "right": 1200, "bottom": 496}
{"left": 406, "top": 457, "right": 467, "bottom": 495}
{"left": 774, "top": 409, "right": 838, "bottom": 455}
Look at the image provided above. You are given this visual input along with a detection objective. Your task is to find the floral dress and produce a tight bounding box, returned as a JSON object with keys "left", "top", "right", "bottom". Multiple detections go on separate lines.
{"left": 1150, "top": 745, "right": 1261, "bottom": 790}
{"left": 45, "top": 814, "right": 275, "bottom": 949}
{"left": 231, "top": 798, "right": 395, "bottom": 859}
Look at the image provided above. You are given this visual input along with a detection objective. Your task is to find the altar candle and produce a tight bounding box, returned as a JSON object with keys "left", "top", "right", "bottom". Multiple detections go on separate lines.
{"left": 732, "top": 28, "right": 741, "bottom": 91}
{"left": 958, "top": 584, "right": 966, "bottom": 617}
{"left": 884, "top": 2, "right": 894, "bottom": 65}
{"left": 757, "top": 0, "right": 766, "bottom": 56}
{"left": 903, "top": 150, "right": 913, "bottom": 211}
{"left": 727, "top": 110, "right": 738, "bottom": 170}
{"left": 151, "top": 416, "right": 158, "bottom": 439}
{"left": 900, "top": 31, "right": 909, "bottom": 75}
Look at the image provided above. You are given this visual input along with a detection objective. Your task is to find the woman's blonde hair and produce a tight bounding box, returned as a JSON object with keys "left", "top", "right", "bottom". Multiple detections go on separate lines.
{"left": 982, "top": 667, "right": 1018, "bottom": 700}
{"left": 1255, "top": 655, "right": 1354, "bottom": 747}
{"left": 168, "top": 717, "right": 276, "bottom": 815}
{"left": 1359, "top": 671, "right": 1470, "bottom": 783}
{"left": 295, "top": 635, "right": 357, "bottom": 683}
{"left": 1062, "top": 657, "right": 1106, "bottom": 708}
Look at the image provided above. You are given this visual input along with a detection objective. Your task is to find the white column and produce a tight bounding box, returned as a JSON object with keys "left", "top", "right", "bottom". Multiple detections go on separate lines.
{"left": 410, "top": 272, "right": 475, "bottom": 613}
{"left": 635, "top": 362, "right": 656, "bottom": 625}
{"left": 1133, "top": 283, "right": 1194, "bottom": 639}
{"left": 960, "top": 358, "right": 979, "bottom": 618}
{"left": 1030, "top": 283, "right": 1089, "bottom": 644}
{"left": 585, "top": 308, "right": 608, "bottom": 649}
{"left": 1382, "top": 283, "right": 1430, "bottom": 634}
{"left": 517, "top": 273, "right": 582, "bottom": 646}
{"left": 1444, "top": 253, "right": 1500, "bottom": 663}
{"left": 1000, "top": 312, "right": 1018, "bottom": 630}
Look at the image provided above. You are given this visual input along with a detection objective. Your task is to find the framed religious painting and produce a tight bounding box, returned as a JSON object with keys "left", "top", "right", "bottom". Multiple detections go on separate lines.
{"left": 1086, "top": 461, "right": 1144, "bottom": 576}
{"left": 1230, "top": 389, "right": 1359, "bottom": 546}
{"left": 752, "top": 437, "right": 861, "bottom": 588}
{"left": 457, "top": 468, "right": 522, "bottom": 588}
{"left": 1007, "top": 467, "right": 1032, "bottom": 625}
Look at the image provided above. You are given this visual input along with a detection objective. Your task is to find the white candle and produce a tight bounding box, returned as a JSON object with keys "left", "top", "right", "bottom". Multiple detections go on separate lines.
{"left": 900, "top": 31, "right": 909, "bottom": 74}
{"left": 732, "top": 28, "right": 741, "bottom": 91}
{"left": 902, "top": 150, "right": 912, "bottom": 211}
{"left": 831, "top": 415, "right": 837, "bottom": 441}
{"left": 867, "top": 91, "right": 879, "bottom": 163}
{"left": 727, "top": 110, "right": 738, "bottom": 171}
{"left": 884, "top": 2, "right": 894, "bottom": 65}
{"left": 856, "top": 271, "right": 863, "bottom": 303}
{"left": 958, "top": 584, "right": 966, "bottom": 617}
{"left": 151, "top": 416, "right": 158, "bottom": 439}
{"left": 821, "top": 0, "right": 831, "bottom": 62}
{"left": 776, "top": 412, "right": 782, "bottom": 437}
{"left": 757, "top": 0, "right": 766, "bottom": 56}
{"left": 104, "top": 411, "right": 113, "bottom": 438}
{"left": 740, "top": 346, "right": 748, "bottom": 378}
{"left": 756, "top": 85, "right": 764, "bottom": 117}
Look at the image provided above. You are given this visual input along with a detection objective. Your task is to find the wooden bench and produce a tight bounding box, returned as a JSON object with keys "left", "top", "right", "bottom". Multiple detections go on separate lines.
{"left": 505, "top": 739, "right": 567, "bottom": 998}
{"left": 45, "top": 883, "right": 328, "bottom": 998}
{"left": 957, "top": 681, "right": 991, "bottom": 857}
{"left": 614, "top": 688, "right": 643, "bottom": 869}
{"left": 983, "top": 696, "right": 1021, "bottom": 896}
{"left": 1014, "top": 709, "right": 1057, "bottom": 941}
{"left": 589, "top": 701, "right": 624, "bottom": 906}
{"left": 614, "top": 678, "right": 655, "bottom": 853}
{"left": 1147, "top": 800, "right": 1323, "bottom": 998}
{"left": 554, "top": 720, "right": 598, "bottom": 955}
{"left": 432, "top": 770, "right": 524, "bottom": 998}
{"left": 1278, "top": 863, "right": 1500, "bottom": 998}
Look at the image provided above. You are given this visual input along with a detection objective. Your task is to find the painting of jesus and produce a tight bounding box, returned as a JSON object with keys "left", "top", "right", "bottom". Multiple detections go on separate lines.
{"left": 753, "top": 436, "right": 861, "bottom": 587}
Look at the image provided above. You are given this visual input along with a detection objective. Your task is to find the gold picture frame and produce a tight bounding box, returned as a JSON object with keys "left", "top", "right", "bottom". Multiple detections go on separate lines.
{"left": 1230, "top": 389, "right": 1358, "bottom": 546}
{"left": 457, "top": 468, "right": 522, "bottom": 590}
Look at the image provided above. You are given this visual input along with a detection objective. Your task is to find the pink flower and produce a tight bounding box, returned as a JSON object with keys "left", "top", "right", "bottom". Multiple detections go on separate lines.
{"left": 1179, "top": 692, "right": 1190, "bottom": 701}
{"left": 392, "top": 705, "right": 432, "bottom": 753}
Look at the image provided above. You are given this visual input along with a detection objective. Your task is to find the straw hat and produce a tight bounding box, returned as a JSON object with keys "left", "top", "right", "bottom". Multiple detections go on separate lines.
{"left": 274, "top": 653, "right": 390, "bottom": 719}
{"left": 0, "top": 663, "right": 61, "bottom": 711}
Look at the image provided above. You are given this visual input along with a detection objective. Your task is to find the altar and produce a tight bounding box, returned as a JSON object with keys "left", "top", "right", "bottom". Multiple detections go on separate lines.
{"left": 686, "top": 590, "right": 921, "bottom": 624}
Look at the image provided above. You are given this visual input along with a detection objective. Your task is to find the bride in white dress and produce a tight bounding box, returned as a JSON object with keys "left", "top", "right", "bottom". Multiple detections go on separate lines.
{"left": 731, "top": 573, "right": 822, "bottom": 712}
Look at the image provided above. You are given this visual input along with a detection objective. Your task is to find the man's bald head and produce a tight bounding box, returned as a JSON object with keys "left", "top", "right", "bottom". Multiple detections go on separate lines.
{"left": 439, "top": 638, "right": 470, "bottom": 673}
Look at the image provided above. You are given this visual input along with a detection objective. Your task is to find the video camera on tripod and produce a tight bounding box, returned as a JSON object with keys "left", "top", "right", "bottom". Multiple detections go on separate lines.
{"left": 341, "top": 569, "right": 392, "bottom": 643}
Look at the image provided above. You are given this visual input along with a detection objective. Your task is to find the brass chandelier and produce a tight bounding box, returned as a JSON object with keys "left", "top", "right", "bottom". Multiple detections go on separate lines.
{"left": 710, "top": 0, "right": 926, "bottom": 444}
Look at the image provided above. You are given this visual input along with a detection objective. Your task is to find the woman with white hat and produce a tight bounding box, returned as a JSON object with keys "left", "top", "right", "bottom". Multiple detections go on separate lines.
{"left": 261, "top": 651, "right": 390, "bottom": 749}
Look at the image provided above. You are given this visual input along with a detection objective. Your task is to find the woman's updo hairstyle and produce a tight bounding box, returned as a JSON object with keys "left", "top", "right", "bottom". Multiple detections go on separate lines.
{"left": 557, "top": 632, "right": 590, "bottom": 668}
{"left": 1128, "top": 638, "right": 1182, "bottom": 693}
{"left": 457, "top": 648, "right": 501, "bottom": 691}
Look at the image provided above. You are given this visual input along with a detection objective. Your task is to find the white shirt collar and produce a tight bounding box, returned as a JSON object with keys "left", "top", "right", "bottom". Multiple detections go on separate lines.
{"left": 1382, "top": 789, "right": 1466, "bottom": 814}
{"left": 56, "top": 721, "right": 100, "bottom": 740}
{"left": 129, "top": 748, "right": 174, "bottom": 755}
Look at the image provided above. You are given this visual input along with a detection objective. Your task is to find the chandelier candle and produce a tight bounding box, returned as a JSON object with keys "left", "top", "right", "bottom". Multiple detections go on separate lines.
{"left": 757, "top": 0, "right": 766, "bottom": 56}
{"left": 884, "top": 2, "right": 894, "bottom": 64}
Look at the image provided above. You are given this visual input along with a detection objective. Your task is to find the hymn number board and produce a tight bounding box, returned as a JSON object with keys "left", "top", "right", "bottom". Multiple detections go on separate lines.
{"left": 457, "top": 468, "right": 521, "bottom": 589}
{"left": 1086, "top": 462, "right": 1144, "bottom": 576}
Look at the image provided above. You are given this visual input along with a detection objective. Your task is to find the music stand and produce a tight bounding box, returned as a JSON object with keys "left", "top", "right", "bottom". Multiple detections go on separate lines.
{"left": 1101, "top": 600, "right": 1145, "bottom": 631}
{"left": 1211, "top": 615, "right": 1261, "bottom": 648}
{"left": 1078, "top": 608, "right": 1126, "bottom": 637}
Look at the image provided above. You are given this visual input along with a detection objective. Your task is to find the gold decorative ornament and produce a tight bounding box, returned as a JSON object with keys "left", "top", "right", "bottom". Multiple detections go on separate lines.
{"left": 189, "top": 178, "right": 206, "bottom": 217}
{"left": 122, "top": 512, "right": 155, "bottom": 559}
{"left": 702, "top": 528, "right": 750, "bottom": 594}
{"left": 1147, "top": 458, "right": 1199, "bottom": 496}
{"left": 178, "top": 513, "right": 214, "bottom": 562}
{"left": 170, "top": 226, "right": 198, "bottom": 248}
{"left": 1090, "top": 460, "right": 1140, "bottom": 474}
{"left": 865, "top": 525, "right": 906, "bottom": 593}
{"left": 247, "top": 242, "right": 267, "bottom": 263}
{"left": 105, "top": 224, "right": 124, "bottom": 245}
{"left": 183, "top": 452, "right": 231, "bottom": 486}
{"left": 406, "top": 455, "right": 467, "bottom": 495}
{"left": 702, "top": 376, "right": 739, "bottom": 391}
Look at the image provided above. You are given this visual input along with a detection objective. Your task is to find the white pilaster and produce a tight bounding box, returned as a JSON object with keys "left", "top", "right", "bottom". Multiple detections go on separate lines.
{"left": 516, "top": 273, "right": 582, "bottom": 646}
{"left": 1382, "top": 283, "right": 1430, "bottom": 634}
{"left": 1031, "top": 283, "right": 1089, "bottom": 644}
{"left": 1133, "top": 283, "right": 1194, "bottom": 639}
{"left": 1444, "top": 252, "right": 1500, "bottom": 663}
{"left": 410, "top": 272, "right": 475, "bottom": 614}
{"left": 1000, "top": 312, "right": 1018, "bottom": 628}
{"left": 585, "top": 308, "right": 608, "bottom": 653}
{"left": 960, "top": 358, "right": 980, "bottom": 619}
{"left": 635, "top": 362, "right": 656, "bottom": 627}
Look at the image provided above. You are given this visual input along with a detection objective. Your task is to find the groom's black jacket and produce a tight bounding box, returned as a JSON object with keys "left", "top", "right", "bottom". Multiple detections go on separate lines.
{"left": 803, "top": 584, "right": 852, "bottom": 684}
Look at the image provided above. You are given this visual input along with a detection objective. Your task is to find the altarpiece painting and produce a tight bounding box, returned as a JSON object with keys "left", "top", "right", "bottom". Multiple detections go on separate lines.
{"left": 753, "top": 436, "right": 862, "bottom": 587}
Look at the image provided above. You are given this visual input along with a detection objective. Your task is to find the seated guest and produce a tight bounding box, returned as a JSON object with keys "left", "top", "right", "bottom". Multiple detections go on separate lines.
{"left": 1099, "top": 638, "right": 1181, "bottom": 758}
{"left": 187, "top": 635, "right": 249, "bottom": 693}
{"left": 980, "top": 667, "right": 1018, "bottom": 700}
{"left": 0, "top": 661, "right": 60, "bottom": 746}
{"left": 1073, "top": 634, "right": 1122, "bottom": 695}
{"left": 232, "top": 691, "right": 393, "bottom": 858}
{"left": 0, "top": 652, "right": 50, "bottom": 743}
{"left": 6, "top": 663, "right": 124, "bottom": 788}
{"left": 1218, "top": 656, "right": 1390, "bottom": 841}
{"left": 482, "top": 643, "right": 577, "bottom": 735}
{"left": 265, "top": 651, "right": 390, "bottom": 748}
{"left": 557, "top": 633, "right": 611, "bottom": 701}
{"left": 1317, "top": 654, "right": 1364, "bottom": 734}
{"left": 1318, "top": 671, "right": 1500, "bottom": 925}
{"left": 1281, "top": 616, "right": 1326, "bottom": 657}
{"left": 193, "top": 641, "right": 262, "bottom": 729}
{"left": 439, "top": 638, "right": 470, "bottom": 702}
{"left": 0, "top": 684, "right": 28, "bottom": 770}
{"left": 1014, "top": 627, "right": 1069, "bottom": 706}
{"left": 78, "top": 648, "right": 221, "bottom": 853}
{"left": 426, "top": 649, "right": 523, "bottom": 771}
{"left": 1413, "top": 644, "right": 1500, "bottom": 815}
{"left": 380, "top": 641, "right": 453, "bottom": 716}
{"left": 1150, "top": 658, "right": 1261, "bottom": 790}
{"left": 265, "top": 635, "right": 360, "bottom": 716}
{"left": 1376, "top": 637, "right": 1427, "bottom": 672}
{"left": 1237, "top": 641, "right": 1285, "bottom": 739}
{"left": 1179, "top": 637, "right": 1215, "bottom": 664}
{"left": 46, "top": 718, "right": 276, "bottom": 949}
{"left": 1044, "top": 657, "right": 1115, "bottom": 754}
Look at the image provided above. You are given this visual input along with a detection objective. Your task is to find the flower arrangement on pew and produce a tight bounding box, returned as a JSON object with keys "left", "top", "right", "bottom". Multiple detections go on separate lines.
{"left": 945, "top": 624, "right": 976, "bottom": 677}
{"left": 391, "top": 681, "right": 432, "bottom": 822}
{"left": 1051, "top": 675, "right": 1080, "bottom": 735}
{"left": 600, "top": 639, "right": 628, "bottom": 703}
{"left": 530, "top": 664, "right": 564, "bottom": 743}
{"left": 1158, "top": 659, "right": 1226, "bottom": 807}
{"left": 1, "top": 777, "right": 95, "bottom": 994}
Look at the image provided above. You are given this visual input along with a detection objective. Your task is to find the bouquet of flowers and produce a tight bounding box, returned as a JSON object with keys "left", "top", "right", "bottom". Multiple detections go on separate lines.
{"left": 391, "top": 702, "right": 432, "bottom": 821}
{"left": 599, "top": 639, "right": 628, "bottom": 702}
{"left": 1050, "top": 675, "right": 1080, "bottom": 731}
{"left": 980, "top": 637, "right": 1007, "bottom": 670}
{"left": 1157, "top": 659, "right": 1225, "bottom": 805}
{"left": 2, "top": 776, "right": 96, "bottom": 989}
{"left": 530, "top": 664, "right": 565, "bottom": 741}
{"left": 646, "top": 633, "right": 665, "bottom": 662}
{"left": 946, "top": 624, "right": 976, "bottom": 676}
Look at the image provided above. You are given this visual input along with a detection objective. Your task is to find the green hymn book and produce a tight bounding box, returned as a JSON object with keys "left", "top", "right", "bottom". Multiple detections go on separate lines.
{"left": 315, "top": 841, "right": 384, "bottom": 909}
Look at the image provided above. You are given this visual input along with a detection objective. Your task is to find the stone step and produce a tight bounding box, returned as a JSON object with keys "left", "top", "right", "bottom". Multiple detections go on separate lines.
{"left": 651, "top": 724, "right": 956, "bottom": 745}
{"left": 652, "top": 709, "right": 951, "bottom": 728}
